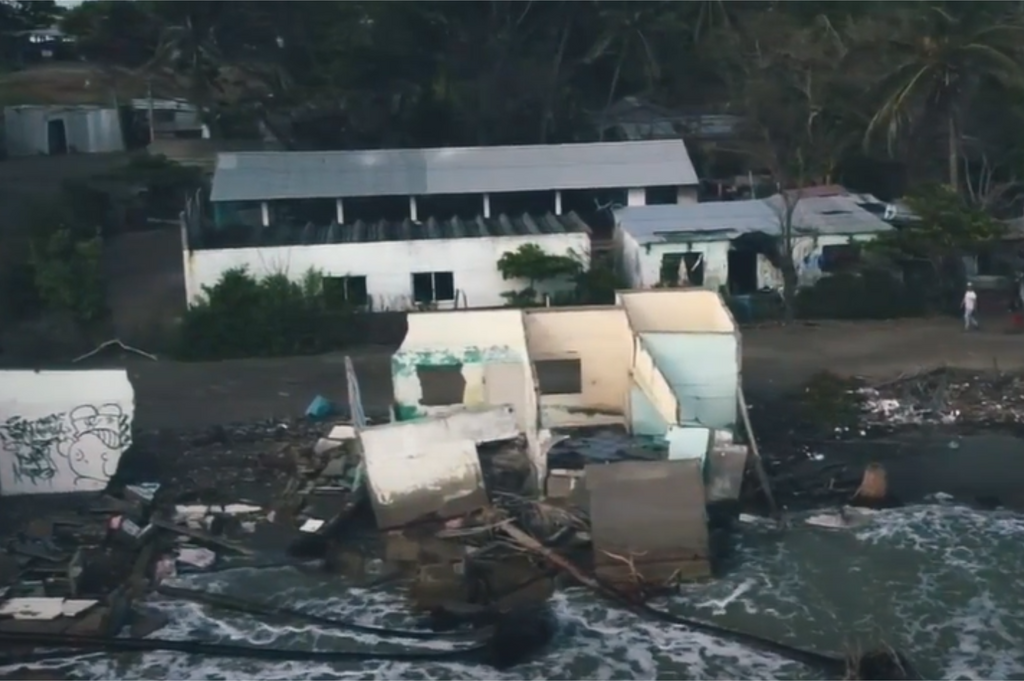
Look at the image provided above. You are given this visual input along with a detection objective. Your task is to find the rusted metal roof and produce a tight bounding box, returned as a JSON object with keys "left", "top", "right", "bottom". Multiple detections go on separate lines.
{"left": 210, "top": 140, "right": 699, "bottom": 202}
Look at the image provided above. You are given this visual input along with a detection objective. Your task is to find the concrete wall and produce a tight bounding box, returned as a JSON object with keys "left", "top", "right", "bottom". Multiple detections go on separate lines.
{"left": 632, "top": 335, "right": 678, "bottom": 428}
{"left": 183, "top": 232, "right": 591, "bottom": 311}
{"left": 523, "top": 307, "right": 633, "bottom": 428}
{"left": 392, "top": 309, "right": 529, "bottom": 418}
{"left": 359, "top": 405, "right": 518, "bottom": 528}
{"left": 619, "top": 289, "right": 735, "bottom": 334}
{"left": 642, "top": 332, "right": 739, "bottom": 430}
{"left": 0, "top": 370, "right": 134, "bottom": 496}
{"left": 620, "top": 229, "right": 880, "bottom": 291}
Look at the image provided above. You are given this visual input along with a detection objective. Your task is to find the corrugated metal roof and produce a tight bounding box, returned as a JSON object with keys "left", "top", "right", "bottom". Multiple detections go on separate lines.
{"left": 194, "top": 211, "right": 590, "bottom": 250}
{"left": 209, "top": 140, "right": 699, "bottom": 202}
{"left": 615, "top": 196, "right": 895, "bottom": 245}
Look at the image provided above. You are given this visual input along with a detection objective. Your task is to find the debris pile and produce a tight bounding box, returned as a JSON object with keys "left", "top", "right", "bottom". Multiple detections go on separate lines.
{"left": 857, "top": 368, "right": 1024, "bottom": 427}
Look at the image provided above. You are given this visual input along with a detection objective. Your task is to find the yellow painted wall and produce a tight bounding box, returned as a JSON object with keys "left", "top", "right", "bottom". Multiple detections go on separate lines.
{"left": 523, "top": 307, "right": 633, "bottom": 413}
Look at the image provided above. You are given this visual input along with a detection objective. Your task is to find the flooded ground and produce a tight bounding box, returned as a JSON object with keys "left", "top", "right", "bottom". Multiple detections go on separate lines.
{"left": 11, "top": 499, "right": 1024, "bottom": 680}
{"left": 4, "top": 361, "right": 1024, "bottom": 680}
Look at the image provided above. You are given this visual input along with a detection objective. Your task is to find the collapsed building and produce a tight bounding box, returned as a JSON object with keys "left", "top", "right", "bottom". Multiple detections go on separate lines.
{"left": 354, "top": 288, "right": 752, "bottom": 584}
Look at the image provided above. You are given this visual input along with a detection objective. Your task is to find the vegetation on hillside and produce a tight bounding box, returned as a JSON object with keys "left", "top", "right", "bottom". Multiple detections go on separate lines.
{"left": 4, "top": 1, "right": 1024, "bottom": 356}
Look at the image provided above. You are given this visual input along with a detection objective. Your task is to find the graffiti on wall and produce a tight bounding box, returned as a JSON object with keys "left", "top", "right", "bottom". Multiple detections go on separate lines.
{"left": 0, "top": 370, "right": 135, "bottom": 496}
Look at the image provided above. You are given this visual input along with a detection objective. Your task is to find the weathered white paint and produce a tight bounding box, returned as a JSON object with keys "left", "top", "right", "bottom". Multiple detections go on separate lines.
{"left": 677, "top": 186, "right": 698, "bottom": 204}
{"left": 619, "top": 289, "right": 735, "bottom": 333}
{"left": 666, "top": 426, "right": 712, "bottom": 462}
{"left": 632, "top": 336, "right": 678, "bottom": 424}
{"left": 359, "top": 406, "right": 517, "bottom": 528}
{"left": 364, "top": 405, "right": 519, "bottom": 450}
{"left": 363, "top": 436, "right": 485, "bottom": 529}
{"left": 618, "top": 228, "right": 880, "bottom": 292}
{"left": 627, "top": 188, "right": 646, "bottom": 207}
{"left": 184, "top": 232, "right": 591, "bottom": 310}
{"left": 0, "top": 370, "right": 134, "bottom": 496}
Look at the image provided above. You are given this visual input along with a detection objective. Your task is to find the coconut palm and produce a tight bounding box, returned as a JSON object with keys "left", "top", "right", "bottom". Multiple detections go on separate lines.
{"left": 863, "top": 4, "right": 1024, "bottom": 190}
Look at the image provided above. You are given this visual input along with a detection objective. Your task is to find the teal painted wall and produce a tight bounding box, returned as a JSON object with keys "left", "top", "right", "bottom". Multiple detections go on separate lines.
{"left": 629, "top": 383, "right": 670, "bottom": 437}
{"left": 640, "top": 332, "right": 738, "bottom": 430}
{"left": 391, "top": 344, "right": 523, "bottom": 421}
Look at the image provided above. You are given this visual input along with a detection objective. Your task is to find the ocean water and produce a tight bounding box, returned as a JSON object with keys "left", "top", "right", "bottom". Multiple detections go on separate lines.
{"left": 6, "top": 500, "right": 1024, "bottom": 680}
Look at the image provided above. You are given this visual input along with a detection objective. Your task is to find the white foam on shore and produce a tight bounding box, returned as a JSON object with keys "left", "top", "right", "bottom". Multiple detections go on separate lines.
{"left": 5, "top": 505, "right": 1024, "bottom": 680}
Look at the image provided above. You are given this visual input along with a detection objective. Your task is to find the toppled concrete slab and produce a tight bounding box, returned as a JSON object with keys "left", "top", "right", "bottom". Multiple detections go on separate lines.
{"left": 360, "top": 406, "right": 520, "bottom": 530}
{"left": 586, "top": 459, "right": 710, "bottom": 586}
{"left": 365, "top": 437, "right": 487, "bottom": 530}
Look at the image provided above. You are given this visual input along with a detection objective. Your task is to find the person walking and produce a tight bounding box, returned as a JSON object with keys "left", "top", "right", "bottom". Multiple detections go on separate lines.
{"left": 962, "top": 281, "right": 979, "bottom": 331}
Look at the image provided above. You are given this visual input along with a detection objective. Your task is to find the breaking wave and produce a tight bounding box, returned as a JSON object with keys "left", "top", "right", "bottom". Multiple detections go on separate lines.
{"left": 7, "top": 502, "right": 1024, "bottom": 680}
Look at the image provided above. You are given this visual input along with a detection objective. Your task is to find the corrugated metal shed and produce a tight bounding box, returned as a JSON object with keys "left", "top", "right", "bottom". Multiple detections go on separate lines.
{"left": 196, "top": 211, "right": 590, "bottom": 250}
{"left": 209, "top": 140, "right": 699, "bottom": 202}
{"left": 616, "top": 195, "right": 895, "bottom": 245}
{"left": 3, "top": 105, "right": 124, "bottom": 156}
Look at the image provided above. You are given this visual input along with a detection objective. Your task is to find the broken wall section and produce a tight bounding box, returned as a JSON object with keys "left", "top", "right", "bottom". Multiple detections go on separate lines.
{"left": 523, "top": 307, "right": 632, "bottom": 429}
{"left": 618, "top": 289, "right": 740, "bottom": 430}
{"left": 361, "top": 405, "right": 519, "bottom": 529}
{"left": 0, "top": 370, "right": 135, "bottom": 496}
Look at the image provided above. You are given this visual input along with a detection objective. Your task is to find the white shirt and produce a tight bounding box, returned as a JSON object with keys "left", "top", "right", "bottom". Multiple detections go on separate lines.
{"left": 963, "top": 290, "right": 977, "bottom": 312}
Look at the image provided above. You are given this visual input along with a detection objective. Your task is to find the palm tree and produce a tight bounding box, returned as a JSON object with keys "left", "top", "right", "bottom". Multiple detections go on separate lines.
{"left": 863, "top": 4, "right": 1024, "bottom": 190}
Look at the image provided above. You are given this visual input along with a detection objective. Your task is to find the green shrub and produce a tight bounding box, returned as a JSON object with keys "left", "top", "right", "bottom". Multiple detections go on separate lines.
{"left": 174, "top": 267, "right": 358, "bottom": 361}
{"left": 795, "top": 268, "right": 926, "bottom": 320}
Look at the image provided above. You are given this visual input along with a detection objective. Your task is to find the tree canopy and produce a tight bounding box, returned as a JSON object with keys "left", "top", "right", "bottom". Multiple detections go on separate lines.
{"left": 42, "top": 0, "right": 1024, "bottom": 207}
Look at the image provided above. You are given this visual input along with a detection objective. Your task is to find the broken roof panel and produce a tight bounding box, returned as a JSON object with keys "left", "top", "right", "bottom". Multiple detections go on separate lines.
{"left": 210, "top": 140, "right": 699, "bottom": 202}
{"left": 615, "top": 196, "right": 895, "bottom": 246}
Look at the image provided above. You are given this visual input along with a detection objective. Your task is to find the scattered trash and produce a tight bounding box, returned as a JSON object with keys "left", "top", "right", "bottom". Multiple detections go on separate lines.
{"left": 305, "top": 395, "right": 337, "bottom": 421}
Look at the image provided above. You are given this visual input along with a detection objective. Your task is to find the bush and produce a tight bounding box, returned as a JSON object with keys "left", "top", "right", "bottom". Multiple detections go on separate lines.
{"left": 795, "top": 268, "right": 927, "bottom": 320}
{"left": 174, "top": 267, "right": 358, "bottom": 361}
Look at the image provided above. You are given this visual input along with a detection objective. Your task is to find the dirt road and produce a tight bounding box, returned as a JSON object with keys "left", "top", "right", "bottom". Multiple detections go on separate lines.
{"left": 96, "top": 318, "right": 1024, "bottom": 430}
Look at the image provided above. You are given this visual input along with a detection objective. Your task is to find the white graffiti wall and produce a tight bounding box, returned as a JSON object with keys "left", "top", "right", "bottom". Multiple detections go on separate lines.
{"left": 0, "top": 370, "right": 135, "bottom": 496}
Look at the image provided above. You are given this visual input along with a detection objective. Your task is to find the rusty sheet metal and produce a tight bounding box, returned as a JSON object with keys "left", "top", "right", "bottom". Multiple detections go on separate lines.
{"left": 585, "top": 459, "right": 710, "bottom": 584}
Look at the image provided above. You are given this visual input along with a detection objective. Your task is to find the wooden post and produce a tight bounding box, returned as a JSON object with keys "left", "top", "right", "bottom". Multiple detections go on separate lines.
{"left": 738, "top": 387, "right": 781, "bottom": 521}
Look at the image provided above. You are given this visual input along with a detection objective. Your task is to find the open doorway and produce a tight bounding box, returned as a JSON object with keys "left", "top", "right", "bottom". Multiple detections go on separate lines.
{"left": 729, "top": 231, "right": 777, "bottom": 294}
{"left": 47, "top": 118, "right": 68, "bottom": 155}
{"left": 727, "top": 248, "right": 757, "bottom": 294}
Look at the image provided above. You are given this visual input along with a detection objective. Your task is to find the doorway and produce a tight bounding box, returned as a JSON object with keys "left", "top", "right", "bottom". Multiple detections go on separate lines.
{"left": 46, "top": 118, "right": 68, "bottom": 155}
{"left": 727, "top": 248, "right": 758, "bottom": 294}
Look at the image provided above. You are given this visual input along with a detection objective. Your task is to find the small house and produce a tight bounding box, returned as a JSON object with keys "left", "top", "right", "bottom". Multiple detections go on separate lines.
{"left": 614, "top": 194, "right": 895, "bottom": 294}
{"left": 3, "top": 104, "right": 124, "bottom": 156}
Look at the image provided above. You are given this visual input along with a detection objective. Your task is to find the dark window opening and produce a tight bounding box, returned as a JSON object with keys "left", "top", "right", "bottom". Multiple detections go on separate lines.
{"left": 212, "top": 200, "right": 263, "bottom": 231}
{"left": 343, "top": 195, "right": 411, "bottom": 223}
{"left": 269, "top": 198, "right": 337, "bottom": 227}
{"left": 412, "top": 271, "right": 455, "bottom": 304}
{"left": 415, "top": 193, "right": 485, "bottom": 222}
{"left": 561, "top": 188, "right": 627, "bottom": 240}
{"left": 489, "top": 190, "right": 556, "bottom": 218}
{"left": 151, "top": 109, "right": 176, "bottom": 124}
{"left": 323, "top": 275, "right": 369, "bottom": 307}
{"left": 535, "top": 358, "right": 582, "bottom": 395}
{"left": 659, "top": 252, "right": 703, "bottom": 286}
{"left": 645, "top": 186, "right": 679, "bottom": 205}
{"left": 660, "top": 253, "right": 683, "bottom": 286}
{"left": 417, "top": 365, "right": 466, "bottom": 406}
{"left": 820, "top": 243, "right": 861, "bottom": 273}
{"left": 976, "top": 251, "right": 998, "bottom": 276}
